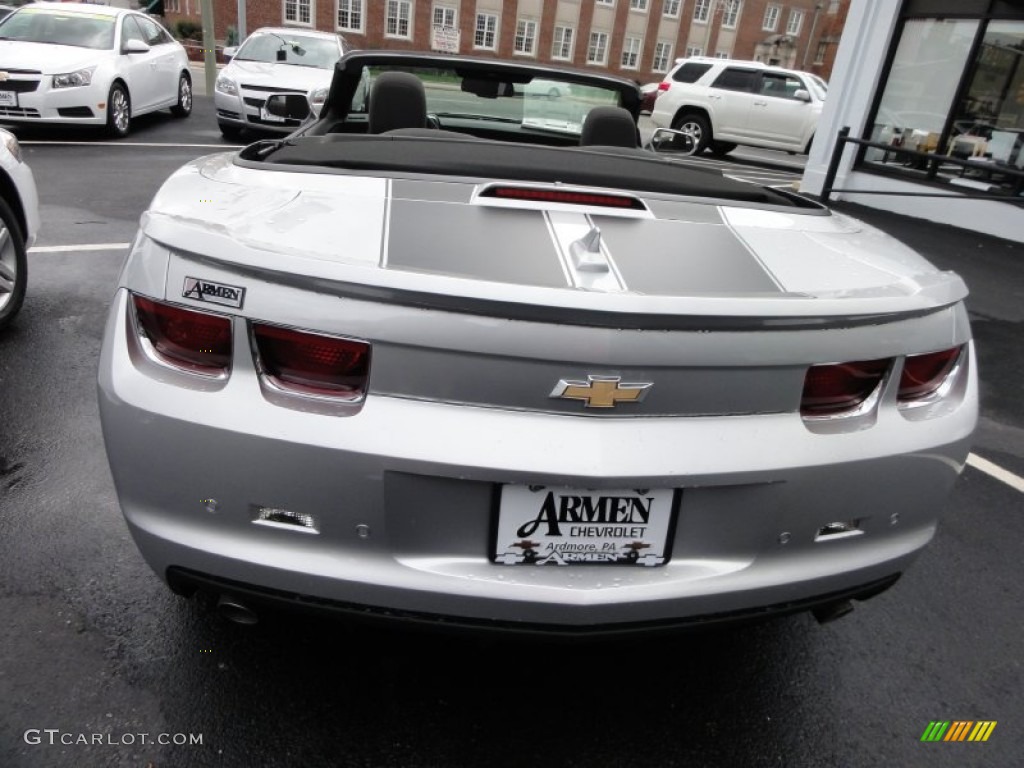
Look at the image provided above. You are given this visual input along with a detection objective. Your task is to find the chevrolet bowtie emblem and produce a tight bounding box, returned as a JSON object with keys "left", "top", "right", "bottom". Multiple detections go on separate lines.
{"left": 551, "top": 376, "right": 652, "bottom": 408}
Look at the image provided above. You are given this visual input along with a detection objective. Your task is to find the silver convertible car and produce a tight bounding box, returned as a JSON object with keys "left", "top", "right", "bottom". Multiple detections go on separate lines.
{"left": 98, "top": 51, "right": 977, "bottom": 634}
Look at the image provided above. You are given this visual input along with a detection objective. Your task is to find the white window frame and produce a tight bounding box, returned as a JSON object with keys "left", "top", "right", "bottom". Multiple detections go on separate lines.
{"left": 685, "top": 44, "right": 703, "bottom": 57}
{"left": 814, "top": 41, "right": 827, "bottom": 65}
{"left": 432, "top": 3, "right": 456, "bottom": 28}
{"left": 514, "top": 18, "right": 537, "bottom": 56}
{"left": 663, "top": 0, "right": 681, "bottom": 18}
{"left": 721, "top": 0, "right": 741, "bottom": 29}
{"left": 596, "top": 0, "right": 615, "bottom": 5}
{"left": 621, "top": 36, "right": 642, "bottom": 69}
{"left": 474, "top": 12, "right": 498, "bottom": 50}
{"left": 763, "top": 4, "right": 779, "bottom": 31}
{"left": 587, "top": 31, "right": 609, "bottom": 65}
{"left": 385, "top": 0, "right": 412, "bottom": 39}
{"left": 652, "top": 40, "right": 673, "bottom": 72}
{"left": 336, "top": 0, "right": 364, "bottom": 33}
{"left": 552, "top": 25, "right": 574, "bottom": 61}
{"left": 629, "top": 0, "right": 649, "bottom": 11}
{"left": 787, "top": 9, "right": 804, "bottom": 35}
{"left": 284, "top": 0, "right": 314, "bottom": 27}
{"left": 714, "top": 50, "right": 729, "bottom": 59}
{"left": 693, "top": 0, "right": 710, "bottom": 24}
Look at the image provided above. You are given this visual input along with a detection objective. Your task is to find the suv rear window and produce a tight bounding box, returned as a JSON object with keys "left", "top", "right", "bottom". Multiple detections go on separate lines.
{"left": 671, "top": 62, "right": 713, "bottom": 83}
{"left": 710, "top": 68, "right": 759, "bottom": 92}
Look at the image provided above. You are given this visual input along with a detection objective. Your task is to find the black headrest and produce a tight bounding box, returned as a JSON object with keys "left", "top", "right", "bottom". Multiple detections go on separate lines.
{"left": 580, "top": 106, "right": 639, "bottom": 148}
{"left": 369, "top": 72, "right": 428, "bottom": 134}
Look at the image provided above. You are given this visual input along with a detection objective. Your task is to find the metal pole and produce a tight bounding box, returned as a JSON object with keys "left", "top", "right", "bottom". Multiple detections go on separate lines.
{"left": 237, "top": 0, "right": 246, "bottom": 42}
{"left": 200, "top": 0, "right": 217, "bottom": 98}
{"left": 802, "top": 2, "right": 824, "bottom": 70}
{"left": 820, "top": 126, "right": 850, "bottom": 203}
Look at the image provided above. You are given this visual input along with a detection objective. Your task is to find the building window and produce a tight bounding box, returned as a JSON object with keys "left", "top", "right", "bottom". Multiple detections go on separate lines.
{"left": 284, "top": 0, "right": 313, "bottom": 26}
{"left": 693, "top": 0, "right": 710, "bottom": 24}
{"left": 432, "top": 4, "right": 455, "bottom": 27}
{"left": 787, "top": 10, "right": 804, "bottom": 36}
{"left": 663, "top": 0, "right": 681, "bottom": 17}
{"left": 653, "top": 41, "right": 673, "bottom": 72}
{"left": 385, "top": 0, "right": 412, "bottom": 38}
{"left": 165, "top": 0, "right": 181, "bottom": 12}
{"left": 814, "top": 41, "right": 827, "bottom": 65}
{"left": 552, "top": 25, "right": 574, "bottom": 60}
{"left": 715, "top": 51, "right": 730, "bottom": 59}
{"left": 721, "top": 0, "right": 741, "bottom": 29}
{"left": 685, "top": 45, "right": 703, "bottom": 57}
{"left": 337, "top": 0, "right": 363, "bottom": 32}
{"left": 630, "top": 0, "right": 649, "bottom": 11}
{"left": 514, "top": 19, "right": 537, "bottom": 56}
{"left": 596, "top": 0, "right": 615, "bottom": 5}
{"left": 587, "top": 31, "right": 609, "bottom": 65}
{"left": 474, "top": 13, "right": 498, "bottom": 50}
{"left": 621, "top": 36, "right": 642, "bottom": 69}
{"left": 763, "top": 5, "right": 779, "bottom": 31}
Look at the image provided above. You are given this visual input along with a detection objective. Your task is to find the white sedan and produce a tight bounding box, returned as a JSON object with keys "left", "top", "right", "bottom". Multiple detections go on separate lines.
{"left": 0, "top": 2, "right": 191, "bottom": 137}
{"left": 214, "top": 27, "right": 348, "bottom": 140}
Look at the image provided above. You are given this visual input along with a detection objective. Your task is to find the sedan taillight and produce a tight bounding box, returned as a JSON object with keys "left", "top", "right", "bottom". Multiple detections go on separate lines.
{"left": 801, "top": 359, "right": 890, "bottom": 417}
{"left": 132, "top": 295, "right": 232, "bottom": 375}
{"left": 898, "top": 347, "right": 962, "bottom": 403}
{"left": 252, "top": 323, "right": 370, "bottom": 399}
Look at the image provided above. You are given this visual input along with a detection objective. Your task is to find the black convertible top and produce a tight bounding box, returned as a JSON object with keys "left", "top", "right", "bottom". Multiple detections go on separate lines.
{"left": 251, "top": 134, "right": 805, "bottom": 207}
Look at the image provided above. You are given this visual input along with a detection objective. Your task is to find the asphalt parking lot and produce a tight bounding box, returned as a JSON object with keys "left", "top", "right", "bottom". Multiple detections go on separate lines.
{"left": 0, "top": 95, "right": 1021, "bottom": 768}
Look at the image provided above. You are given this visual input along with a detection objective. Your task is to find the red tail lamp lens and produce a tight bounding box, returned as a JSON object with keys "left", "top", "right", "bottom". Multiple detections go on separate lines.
{"left": 133, "top": 295, "right": 232, "bottom": 373}
{"left": 801, "top": 359, "right": 890, "bottom": 417}
{"left": 253, "top": 323, "right": 370, "bottom": 397}
{"left": 657, "top": 82, "right": 671, "bottom": 92}
{"left": 898, "top": 347, "right": 961, "bottom": 402}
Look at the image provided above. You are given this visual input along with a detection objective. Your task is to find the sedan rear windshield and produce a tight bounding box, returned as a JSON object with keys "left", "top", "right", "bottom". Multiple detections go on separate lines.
{"left": 0, "top": 8, "right": 115, "bottom": 49}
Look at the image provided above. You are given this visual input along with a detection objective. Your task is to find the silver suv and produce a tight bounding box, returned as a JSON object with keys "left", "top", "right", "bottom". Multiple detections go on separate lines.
{"left": 650, "top": 58, "right": 827, "bottom": 156}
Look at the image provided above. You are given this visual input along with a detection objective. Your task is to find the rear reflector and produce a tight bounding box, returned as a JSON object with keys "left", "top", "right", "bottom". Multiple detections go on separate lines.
{"left": 801, "top": 359, "right": 890, "bottom": 417}
{"left": 898, "top": 347, "right": 962, "bottom": 402}
{"left": 252, "top": 323, "right": 370, "bottom": 399}
{"left": 132, "top": 295, "right": 232, "bottom": 374}
{"left": 481, "top": 186, "right": 646, "bottom": 210}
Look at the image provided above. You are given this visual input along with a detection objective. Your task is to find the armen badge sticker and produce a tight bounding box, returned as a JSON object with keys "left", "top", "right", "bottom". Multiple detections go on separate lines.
{"left": 182, "top": 277, "right": 245, "bottom": 308}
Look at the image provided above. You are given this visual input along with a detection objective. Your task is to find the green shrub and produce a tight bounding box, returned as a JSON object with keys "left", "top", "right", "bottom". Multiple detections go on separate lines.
{"left": 174, "top": 20, "right": 202, "bottom": 41}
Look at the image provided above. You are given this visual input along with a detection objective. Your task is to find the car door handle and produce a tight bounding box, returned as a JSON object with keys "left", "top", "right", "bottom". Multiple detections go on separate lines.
{"left": 753, "top": 100, "right": 768, "bottom": 107}
{"left": 708, "top": 94, "right": 721, "bottom": 100}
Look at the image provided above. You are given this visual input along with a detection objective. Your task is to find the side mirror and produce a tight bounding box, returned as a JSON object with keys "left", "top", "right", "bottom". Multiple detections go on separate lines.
{"left": 646, "top": 126, "right": 697, "bottom": 154}
{"left": 123, "top": 39, "right": 150, "bottom": 55}
{"left": 222, "top": 45, "right": 237, "bottom": 61}
{"left": 793, "top": 89, "right": 811, "bottom": 102}
{"left": 263, "top": 92, "right": 312, "bottom": 122}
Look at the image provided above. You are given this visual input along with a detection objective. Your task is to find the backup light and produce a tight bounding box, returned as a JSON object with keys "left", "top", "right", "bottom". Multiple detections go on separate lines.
{"left": 132, "top": 295, "right": 232, "bottom": 375}
{"left": 898, "top": 347, "right": 962, "bottom": 402}
{"left": 800, "top": 359, "right": 890, "bottom": 417}
{"left": 252, "top": 323, "right": 370, "bottom": 399}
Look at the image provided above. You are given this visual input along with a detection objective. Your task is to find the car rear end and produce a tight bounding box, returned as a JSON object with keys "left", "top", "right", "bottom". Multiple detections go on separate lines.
{"left": 97, "top": 153, "right": 976, "bottom": 633}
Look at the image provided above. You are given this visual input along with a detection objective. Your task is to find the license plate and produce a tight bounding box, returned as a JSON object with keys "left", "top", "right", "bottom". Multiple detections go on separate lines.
{"left": 259, "top": 106, "right": 285, "bottom": 123}
{"left": 494, "top": 486, "right": 676, "bottom": 566}
{"left": 0, "top": 91, "right": 16, "bottom": 108}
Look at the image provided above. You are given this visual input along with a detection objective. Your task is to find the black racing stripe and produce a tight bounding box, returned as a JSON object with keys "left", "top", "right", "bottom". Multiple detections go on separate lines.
{"left": 596, "top": 217, "right": 782, "bottom": 295}
{"left": 386, "top": 201, "right": 567, "bottom": 288}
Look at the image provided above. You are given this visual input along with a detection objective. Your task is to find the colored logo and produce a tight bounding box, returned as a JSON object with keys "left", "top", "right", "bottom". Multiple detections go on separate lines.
{"left": 550, "top": 375, "right": 652, "bottom": 408}
{"left": 920, "top": 721, "right": 996, "bottom": 742}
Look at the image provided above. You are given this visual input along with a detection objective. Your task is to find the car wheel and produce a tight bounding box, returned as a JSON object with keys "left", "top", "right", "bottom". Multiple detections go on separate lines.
{"left": 171, "top": 73, "right": 192, "bottom": 117}
{"left": 218, "top": 122, "right": 243, "bottom": 141}
{"left": 107, "top": 83, "right": 131, "bottom": 138}
{"left": 671, "top": 113, "right": 710, "bottom": 156}
{"left": 803, "top": 134, "right": 815, "bottom": 155}
{"left": 710, "top": 141, "right": 737, "bottom": 156}
{"left": 0, "top": 196, "right": 27, "bottom": 330}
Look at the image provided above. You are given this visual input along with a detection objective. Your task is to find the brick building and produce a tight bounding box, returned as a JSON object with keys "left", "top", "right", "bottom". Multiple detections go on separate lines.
{"left": 163, "top": 0, "right": 847, "bottom": 82}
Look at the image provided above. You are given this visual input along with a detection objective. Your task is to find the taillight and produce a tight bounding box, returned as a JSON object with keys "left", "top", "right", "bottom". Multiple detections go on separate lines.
{"left": 801, "top": 359, "right": 890, "bottom": 417}
{"left": 132, "top": 295, "right": 232, "bottom": 375}
{"left": 898, "top": 347, "right": 962, "bottom": 403}
{"left": 252, "top": 323, "right": 370, "bottom": 399}
{"left": 658, "top": 81, "right": 671, "bottom": 91}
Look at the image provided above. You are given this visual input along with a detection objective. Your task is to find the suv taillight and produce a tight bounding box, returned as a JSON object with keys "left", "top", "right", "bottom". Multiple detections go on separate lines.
{"left": 898, "top": 347, "right": 962, "bottom": 402}
{"left": 658, "top": 81, "right": 671, "bottom": 92}
{"left": 132, "top": 295, "right": 232, "bottom": 375}
{"left": 252, "top": 323, "right": 370, "bottom": 400}
{"left": 801, "top": 359, "right": 890, "bottom": 417}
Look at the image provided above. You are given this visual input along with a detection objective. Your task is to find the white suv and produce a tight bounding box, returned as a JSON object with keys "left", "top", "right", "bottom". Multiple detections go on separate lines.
{"left": 650, "top": 58, "right": 827, "bottom": 156}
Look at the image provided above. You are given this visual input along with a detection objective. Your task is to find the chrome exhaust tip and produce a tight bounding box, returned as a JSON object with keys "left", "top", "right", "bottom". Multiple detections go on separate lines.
{"left": 216, "top": 594, "right": 258, "bottom": 625}
{"left": 811, "top": 600, "right": 855, "bottom": 625}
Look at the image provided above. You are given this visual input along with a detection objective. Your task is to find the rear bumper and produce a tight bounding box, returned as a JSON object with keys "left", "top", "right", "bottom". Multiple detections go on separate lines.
{"left": 98, "top": 289, "right": 977, "bottom": 630}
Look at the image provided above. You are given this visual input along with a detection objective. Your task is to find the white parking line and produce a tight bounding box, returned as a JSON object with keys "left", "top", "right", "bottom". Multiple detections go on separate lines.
{"left": 29, "top": 243, "right": 131, "bottom": 253}
{"left": 967, "top": 453, "right": 1024, "bottom": 494}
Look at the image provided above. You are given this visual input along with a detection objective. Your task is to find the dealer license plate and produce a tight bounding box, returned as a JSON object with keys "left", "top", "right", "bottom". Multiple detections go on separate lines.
{"left": 259, "top": 106, "right": 285, "bottom": 123}
{"left": 0, "top": 91, "right": 17, "bottom": 108}
{"left": 494, "top": 485, "right": 675, "bottom": 566}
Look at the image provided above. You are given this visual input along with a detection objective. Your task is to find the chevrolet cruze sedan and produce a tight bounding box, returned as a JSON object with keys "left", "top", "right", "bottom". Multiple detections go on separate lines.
{"left": 0, "top": 2, "right": 191, "bottom": 137}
